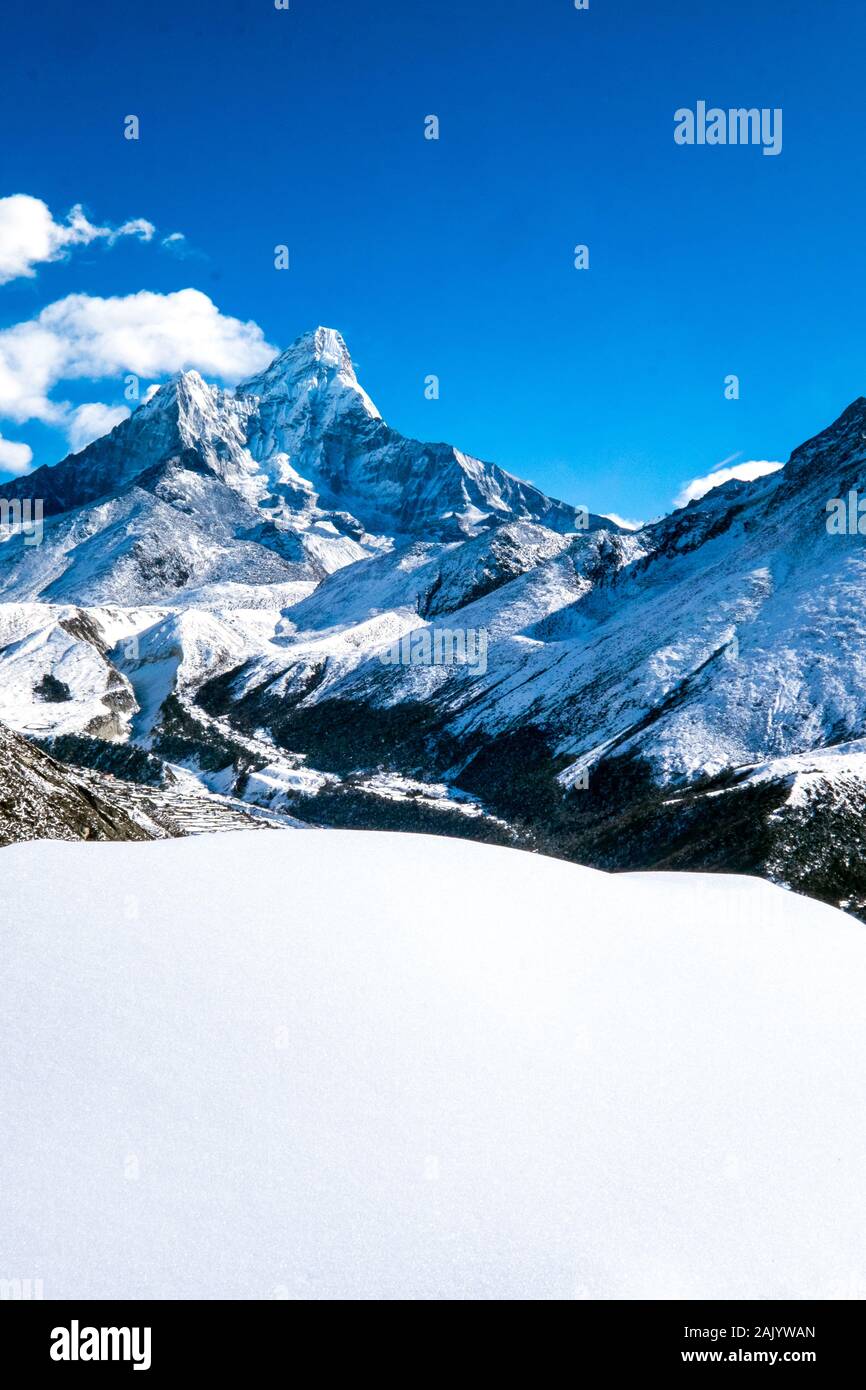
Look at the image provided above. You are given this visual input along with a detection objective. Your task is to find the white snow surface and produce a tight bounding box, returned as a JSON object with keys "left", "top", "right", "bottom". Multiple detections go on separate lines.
{"left": 3, "top": 828, "right": 865, "bottom": 1301}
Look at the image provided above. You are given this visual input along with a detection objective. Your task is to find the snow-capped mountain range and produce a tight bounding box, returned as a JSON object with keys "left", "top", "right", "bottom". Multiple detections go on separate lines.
{"left": 0, "top": 326, "right": 597, "bottom": 606}
{"left": 2, "top": 325, "right": 866, "bottom": 916}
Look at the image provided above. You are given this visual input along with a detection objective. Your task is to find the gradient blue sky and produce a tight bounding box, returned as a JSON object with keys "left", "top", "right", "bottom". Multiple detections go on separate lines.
{"left": 1, "top": 0, "right": 864, "bottom": 520}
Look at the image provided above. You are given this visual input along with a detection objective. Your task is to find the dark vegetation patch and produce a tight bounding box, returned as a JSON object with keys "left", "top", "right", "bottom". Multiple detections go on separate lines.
{"left": 152, "top": 695, "right": 263, "bottom": 776}
{"left": 31, "top": 733, "right": 168, "bottom": 787}
{"left": 197, "top": 665, "right": 442, "bottom": 775}
{"left": 287, "top": 782, "right": 520, "bottom": 849}
{"left": 33, "top": 673, "right": 72, "bottom": 703}
{"left": 766, "top": 798, "right": 866, "bottom": 921}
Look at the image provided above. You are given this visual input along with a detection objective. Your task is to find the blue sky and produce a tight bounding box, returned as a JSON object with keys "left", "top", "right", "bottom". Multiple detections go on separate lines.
{"left": 1, "top": 0, "right": 864, "bottom": 521}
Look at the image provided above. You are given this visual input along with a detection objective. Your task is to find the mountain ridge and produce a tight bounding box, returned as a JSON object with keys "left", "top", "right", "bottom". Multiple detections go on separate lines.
{"left": 3, "top": 327, "right": 606, "bottom": 557}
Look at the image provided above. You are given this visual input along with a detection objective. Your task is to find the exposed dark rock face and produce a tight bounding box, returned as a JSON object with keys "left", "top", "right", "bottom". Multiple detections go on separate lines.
{"left": 0, "top": 723, "right": 154, "bottom": 846}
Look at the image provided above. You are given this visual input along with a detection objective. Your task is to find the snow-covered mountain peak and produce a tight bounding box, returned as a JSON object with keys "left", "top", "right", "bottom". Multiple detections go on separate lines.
{"left": 238, "top": 327, "right": 382, "bottom": 422}
{"left": 135, "top": 369, "right": 258, "bottom": 461}
{"left": 297, "top": 326, "right": 353, "bottom": 370}
{"left": 257, "top": 326, "right": 352, "bottom": 379}
{"left": 141, "top": 368, "right": 214, "bottom": 424}
{"left": 140, "top": 366, "right": 208, "bottom": 404}
{"left": 0, "top": 319, "right": 611, "bottom": 603}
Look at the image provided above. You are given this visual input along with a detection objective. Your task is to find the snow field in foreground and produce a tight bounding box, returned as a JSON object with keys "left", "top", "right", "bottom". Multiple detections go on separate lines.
{"left": 2, "top": 829, "right": 865, "bottom": 1300}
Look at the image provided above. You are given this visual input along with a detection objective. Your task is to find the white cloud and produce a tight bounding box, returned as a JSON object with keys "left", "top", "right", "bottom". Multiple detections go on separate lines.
{"left": 674, "top": 459, "right": 784, "bottom": 508}
{"left": 67, "top": 402, "right": 130, "bottom": 453}
{"left": 0, "top": 287, "right": 277, "bottom": 425}
{"left": 603, "top": 512, "right": 645, "bottom": 531}
{"left": 0, "top": 433, "right": 33, "bottom": 476}
{"left": 0, "top": 194, "right": 155, "bottom": 286}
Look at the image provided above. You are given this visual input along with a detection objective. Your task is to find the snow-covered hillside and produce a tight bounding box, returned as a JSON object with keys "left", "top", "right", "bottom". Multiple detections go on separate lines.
{"left": 2, "top": 829, "right": 865, "bottom": 1300}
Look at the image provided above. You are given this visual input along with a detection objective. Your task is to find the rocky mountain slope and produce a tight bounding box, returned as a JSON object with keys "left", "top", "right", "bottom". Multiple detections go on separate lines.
{"left": 0, "top": 715, "right": 300, "bottom": 845}
{"left": 0, "top": 720, "right": 154, "bottom": 844}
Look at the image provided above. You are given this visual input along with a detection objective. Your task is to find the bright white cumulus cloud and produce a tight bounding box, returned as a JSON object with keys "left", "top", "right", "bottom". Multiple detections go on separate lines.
{"left": 674, "top": 458, "right": 784, "bottom": 509}
{"left": 0, "top": 287, "right": 277, "bottom": 436}
{"left": 0, "top": 433, "right": 33, "bottom": 476}
{"left": 0, "top": 194, "right": 155, "bottom": 286}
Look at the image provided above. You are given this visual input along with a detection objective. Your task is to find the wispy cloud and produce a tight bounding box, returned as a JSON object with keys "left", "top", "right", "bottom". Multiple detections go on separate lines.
{"left": 0, "top": 194, "right": 157, "bottom": 285}
{"left": 160, "top": 230, "right": 207, "bottom": 264}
